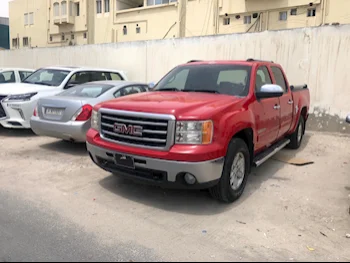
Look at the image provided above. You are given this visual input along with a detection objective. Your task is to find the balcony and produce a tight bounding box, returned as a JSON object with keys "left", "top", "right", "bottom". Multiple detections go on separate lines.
{"left": 53, "top": 15, "right": 75, "bottom": 25}
{"left": 52, "top": 0, "right": 75, "bottom": 25}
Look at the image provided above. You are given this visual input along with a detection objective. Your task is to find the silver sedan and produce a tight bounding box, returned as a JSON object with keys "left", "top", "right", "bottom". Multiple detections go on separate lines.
{"left": 30, "top": 81, "right": 149, "bottom": 142}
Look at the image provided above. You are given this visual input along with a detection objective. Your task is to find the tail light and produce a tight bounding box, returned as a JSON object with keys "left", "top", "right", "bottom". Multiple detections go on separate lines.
{"left": 72, "top": 104, "right": 93, "bottom": 121}
{"left": 33, "top": 105, "right": 38, "bottom": 117}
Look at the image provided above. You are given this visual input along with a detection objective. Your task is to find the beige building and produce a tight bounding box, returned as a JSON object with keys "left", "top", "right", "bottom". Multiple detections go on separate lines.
{"left": 9, "top": 0, "right": 350, "bottom": 49}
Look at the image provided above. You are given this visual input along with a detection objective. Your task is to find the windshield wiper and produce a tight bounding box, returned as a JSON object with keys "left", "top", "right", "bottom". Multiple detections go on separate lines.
{"left": 33, "top": 82, "right": 55, "bottom": 86}
{"left": 156, "top": 88, "right": 181, "bottom": 92}
{"left": 184, "top": 89, "right": 220, "bottom": 94}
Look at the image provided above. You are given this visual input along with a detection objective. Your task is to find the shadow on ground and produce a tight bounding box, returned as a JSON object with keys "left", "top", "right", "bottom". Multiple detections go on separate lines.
{"left": 39, "top": 140, "right": 88, "bottom": 157}
{"left": 0, "top": 126, "right": 36, "bottom": 137}
{"left": 98, "top": 133, "right": 313, "bottom": 215}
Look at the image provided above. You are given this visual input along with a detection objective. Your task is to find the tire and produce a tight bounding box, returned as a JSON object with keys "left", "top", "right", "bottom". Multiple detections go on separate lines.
{"left": 288, "top": 115, "right": 305, "bottom": 149}
{"left": 209, "top": 138, "right": 250, "bottom": 203}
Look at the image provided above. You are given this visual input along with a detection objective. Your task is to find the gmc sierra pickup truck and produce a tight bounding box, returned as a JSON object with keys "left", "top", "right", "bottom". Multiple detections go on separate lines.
{"left": 87, "top": 59, "right": 310, "bottom": 203}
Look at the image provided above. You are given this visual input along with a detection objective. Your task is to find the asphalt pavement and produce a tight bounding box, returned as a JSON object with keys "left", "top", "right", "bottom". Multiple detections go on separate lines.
{"left": 0, "top": 191, "right": 160, "bottom": 262}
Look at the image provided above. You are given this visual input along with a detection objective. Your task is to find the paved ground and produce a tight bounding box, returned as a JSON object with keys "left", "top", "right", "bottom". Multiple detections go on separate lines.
{"left": 0, "top": 127, "right": 349, "bottom": 262}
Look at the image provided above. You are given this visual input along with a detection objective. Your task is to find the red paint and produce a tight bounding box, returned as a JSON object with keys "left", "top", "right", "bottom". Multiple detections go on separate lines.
{"left": 87, "top": 60, "right": 310, "bottom": 162}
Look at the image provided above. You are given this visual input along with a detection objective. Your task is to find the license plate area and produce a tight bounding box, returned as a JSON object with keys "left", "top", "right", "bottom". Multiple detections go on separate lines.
{"left": 45, "top": 107, "right": 64, "bottom": 116}
{"left": 114, "top": 153, "right": 135, "bottom": 169}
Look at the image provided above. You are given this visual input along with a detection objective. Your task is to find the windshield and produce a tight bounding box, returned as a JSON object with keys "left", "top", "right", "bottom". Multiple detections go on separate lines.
{"left": 23, "top": 69, "right": 70, "bottom": 87}
{"left": 58, "top": 84, "right": 114, "bottom": 98}
{"left": 154, "top": 64, "right": 252, "bottom": 97}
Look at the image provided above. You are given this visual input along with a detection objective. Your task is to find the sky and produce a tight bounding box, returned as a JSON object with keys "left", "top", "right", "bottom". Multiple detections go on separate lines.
{"left": 0, "top": 0, "right": 10, "bottom": 18}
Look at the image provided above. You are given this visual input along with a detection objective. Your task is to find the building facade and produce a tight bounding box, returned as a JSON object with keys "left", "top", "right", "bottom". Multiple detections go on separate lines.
{"left": 9, "top": 0, "right": 350, "bottom": 49}
{"left": 0, "top": 17, "right": 10, "bottom": 50}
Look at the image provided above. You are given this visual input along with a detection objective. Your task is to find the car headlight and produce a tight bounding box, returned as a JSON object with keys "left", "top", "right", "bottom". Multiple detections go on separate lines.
{"left": 91, "top": 110, "right": 100, "bottom": 131}
{"left": 6, "top": 92, "right": 38, "bottom": 101}
{"left": 175, "top": 120, "right": 213, "bottom": 145}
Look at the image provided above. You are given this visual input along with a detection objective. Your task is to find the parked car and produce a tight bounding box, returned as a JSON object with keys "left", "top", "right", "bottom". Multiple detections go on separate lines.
{"left": 86, "top": 59, "right": 310, "bottom": 203}
{"left": 0, "top": 66, "right": 127, "bottom": 129}
{"left": 346, "top": 114, "right": 350, "bottom": 123}
{"left": 0, "top": 68, "right": 34, "bottom": 84}
{"left": 30, "top": 81, "right": 150, "bottom": 142}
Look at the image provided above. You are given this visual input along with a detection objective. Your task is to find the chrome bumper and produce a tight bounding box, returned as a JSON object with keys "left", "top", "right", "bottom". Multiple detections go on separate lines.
{"left": 87, "top": 142, "right": 224, "bottom": 188}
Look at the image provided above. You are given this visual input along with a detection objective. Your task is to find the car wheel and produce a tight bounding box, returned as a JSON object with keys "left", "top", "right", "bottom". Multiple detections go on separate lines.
{"left": 288, "top": 115, "right": 305, "bottom": 149}
{"left": 209, "top": 138, "right": 250, "bottom": 203}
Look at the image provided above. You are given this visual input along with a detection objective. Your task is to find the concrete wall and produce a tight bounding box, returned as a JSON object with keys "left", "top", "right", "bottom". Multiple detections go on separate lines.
{"left": 0, "top": 25, "right": 349, "bottom": 133}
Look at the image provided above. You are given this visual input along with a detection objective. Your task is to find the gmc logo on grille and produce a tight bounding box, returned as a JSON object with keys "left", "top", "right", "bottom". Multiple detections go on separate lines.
{"left": 113, "top": 123, "right": 143, "bottom": 136}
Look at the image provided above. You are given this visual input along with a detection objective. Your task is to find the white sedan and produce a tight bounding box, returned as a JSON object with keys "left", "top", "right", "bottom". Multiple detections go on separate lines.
{"left": 0, "top": 68, "right": 34, "bottom": 84}
{"left": 0, "top": 66, "right": 128, "bottom": 129}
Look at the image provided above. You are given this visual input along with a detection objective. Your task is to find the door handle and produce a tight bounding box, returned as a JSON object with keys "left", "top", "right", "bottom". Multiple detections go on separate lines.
{"left": 274, "top": 104, "right": 281, "bottom": 110}
{"left": 288, "top": 100, "right": 294, "bottom": 105}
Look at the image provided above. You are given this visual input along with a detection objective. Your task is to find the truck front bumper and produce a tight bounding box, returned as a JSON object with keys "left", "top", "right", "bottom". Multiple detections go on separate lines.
{"left": 87, "top": 142, "right": 224, "bottom": 189}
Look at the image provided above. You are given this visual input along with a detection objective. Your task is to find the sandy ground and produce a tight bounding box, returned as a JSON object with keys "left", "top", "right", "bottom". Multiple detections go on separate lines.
{"left": 0, "top": 127, "right": 349, "bottom": 262}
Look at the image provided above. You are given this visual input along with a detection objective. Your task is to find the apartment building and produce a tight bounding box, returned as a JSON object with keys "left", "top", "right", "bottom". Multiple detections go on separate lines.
{"left": 9, "top": 0, "right": 350, "bottom": 49}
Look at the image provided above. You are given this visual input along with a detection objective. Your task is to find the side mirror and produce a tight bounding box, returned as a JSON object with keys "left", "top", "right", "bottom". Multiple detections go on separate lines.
{"left": 148, "top": 82, "right": 156, "bottom": 89}
{"left": 256, "top": 84, "right": 284, "bottom": 99}
{"left": 346, "top": 114, "right": 350, "bottom": 124}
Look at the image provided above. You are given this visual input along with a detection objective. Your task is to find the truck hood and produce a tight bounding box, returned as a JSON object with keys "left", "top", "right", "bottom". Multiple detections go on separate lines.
{"left": 97, "top": 91, "right": 244, "bottom": 119}
{"left": 0, "top": 83, "right": 58, "bottom": 95}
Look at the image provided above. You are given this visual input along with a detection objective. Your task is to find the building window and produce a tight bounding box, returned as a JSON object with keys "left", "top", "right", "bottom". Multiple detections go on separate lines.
{"left": 50, "top": 36, "right": 53, "bottom": 42}
{"left": 123, "top": 25, "right": 127, "bottom": 35}
{"left": 136, "top": 26, "right": 141, "bottom": 34}
{"left": 307, "top": 8, "right": 316, "bottom": 17}
{"left": 12, "top": 39, "right": 18, "bottom": 48}
{"left": 105, "top": 0, "right": 110, "bottom": 12}
{"left": 244, "top": 15, "right": 252, "bottom": 24}
{"left": 61, "top": 34, "right": 65, "bottom": 41}
{"left": 69, "top": 1, "right": 74, "bottom": 16}
{"left": 61, "top": 1, "right": 67, "bottom": 15}
{"left": 279, "top": 11, "right": 287, "bottom": 21}
{"left": 147, "top": 0, "right": 176, "bottom": 6}
{"left": 75, "top": 2, "right": 80, "bottom": 16}
{"left": 96, "top": 0, "right": 102, "bottom": 14}
{"left": 29, "top": 12, "right": 34, "bottom": 25}
{"left": 71, "top": 34, "right": 75, "bottom": 40}
{"left": 223, "top": 18, "right": 230, "bottom": 25}
{"left": 24, "top": 13, "right": 28, "bottom": 25}
{"left": 290, "top": 8, "right": 297, "bottom": 16}
{"left": 84, "top": 32, "right": 87, "bottom": 39}
{"left": 54, "top": 2, "right": 60, "bottom": 17}
{"left": 23, "top": 37, "right": 29, "bottom": 47}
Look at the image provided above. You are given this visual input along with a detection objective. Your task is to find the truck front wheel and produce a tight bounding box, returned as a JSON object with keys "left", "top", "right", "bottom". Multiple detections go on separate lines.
{"left": 209, "top": 138, "right": 250, "bottom": 203}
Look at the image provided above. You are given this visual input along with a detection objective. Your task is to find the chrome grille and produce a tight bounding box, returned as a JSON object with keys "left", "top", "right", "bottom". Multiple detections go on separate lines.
{"left": 0, "top": 95, "right": 7, "bottom": 118}
{"left": 100, "top": 109, "right": 175, "bottom": 150}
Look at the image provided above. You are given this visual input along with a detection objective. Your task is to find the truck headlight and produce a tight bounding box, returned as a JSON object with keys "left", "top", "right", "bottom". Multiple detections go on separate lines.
{"left": 175, "top": 120, "right": 213, "bottom": 145}
{"left": 6, "top": 92, "right": 37, "bottom": 101}
{"left": 91, "top": 110, "right": 100, "bottom": 131}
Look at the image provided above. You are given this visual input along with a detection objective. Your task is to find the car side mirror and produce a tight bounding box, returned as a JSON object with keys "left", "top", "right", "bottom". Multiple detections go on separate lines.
{"left": 256, "top": 84, "right": 284, "bottom": 99}
{"left": 346, "top": 114, "right": 350, "bottom": 124}
{"left": 65, "top": 83, "right": 76, "bottom": 89}
{"left": 148, "top": 82, "right": 156, "bottom": 89}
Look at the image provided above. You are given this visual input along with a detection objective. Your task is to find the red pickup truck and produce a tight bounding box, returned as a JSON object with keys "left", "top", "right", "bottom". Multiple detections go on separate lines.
{"left": 86, "top": 59, "right": 310, "bottom": 203}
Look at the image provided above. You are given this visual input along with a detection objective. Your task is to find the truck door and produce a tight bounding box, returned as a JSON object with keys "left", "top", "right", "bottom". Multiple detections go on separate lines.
{"left": 271, "top": 66, "right": 293, "bottom": 138}
{"left": 252, "top": 66, "right": 281, "bottom": 151}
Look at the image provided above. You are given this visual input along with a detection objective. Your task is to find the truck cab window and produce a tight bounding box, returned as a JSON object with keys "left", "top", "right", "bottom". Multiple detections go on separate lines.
{"left": 256, "top": 66, "right": 272, "bottom": 92}
{"left": 271, "top": 66, "right": 287, "bottom": 92}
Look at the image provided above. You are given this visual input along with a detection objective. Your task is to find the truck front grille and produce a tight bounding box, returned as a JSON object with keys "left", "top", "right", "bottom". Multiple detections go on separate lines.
{"left": 0, "top": 95, "right": 7, "bottom": 118}
{"left": 100, "top": 109, "right": 175, "bottom": 150}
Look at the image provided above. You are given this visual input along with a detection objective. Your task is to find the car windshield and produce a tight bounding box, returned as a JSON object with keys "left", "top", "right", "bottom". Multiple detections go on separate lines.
{"left": 58, "top": 84, "right": 114, "bottom": 98}
{"left": 22, "top": 69, "right": 70, "bottom": 87}
{"left": 154, "top": 64, "right": 252, "bottom": 97}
